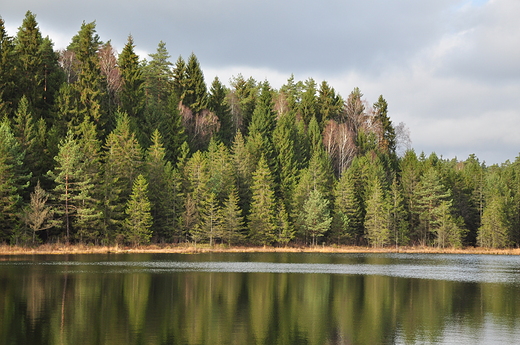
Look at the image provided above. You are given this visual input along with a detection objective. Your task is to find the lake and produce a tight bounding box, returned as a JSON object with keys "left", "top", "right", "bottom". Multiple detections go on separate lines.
{"left": 1, "top": 252, "right": 520, "bottom": 344}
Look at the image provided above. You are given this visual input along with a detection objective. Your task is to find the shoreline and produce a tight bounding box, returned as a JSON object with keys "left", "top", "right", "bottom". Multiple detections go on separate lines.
{"left": 1, "top": 244, "right": 520, "bottom": 256}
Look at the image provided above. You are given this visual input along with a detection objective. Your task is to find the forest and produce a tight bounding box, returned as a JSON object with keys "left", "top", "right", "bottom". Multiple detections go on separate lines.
{"left": 0, "top": 11, "right": 519, "bottom": 249}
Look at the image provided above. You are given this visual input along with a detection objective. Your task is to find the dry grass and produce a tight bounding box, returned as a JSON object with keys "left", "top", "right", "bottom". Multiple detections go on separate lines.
{"left": 1, "top": 243, "right": 520, "bottom": 255}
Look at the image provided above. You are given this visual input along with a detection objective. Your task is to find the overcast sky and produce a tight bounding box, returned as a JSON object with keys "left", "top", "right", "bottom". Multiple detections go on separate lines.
{"left": 3, "top": 0, "right": 520, "bottom": 164}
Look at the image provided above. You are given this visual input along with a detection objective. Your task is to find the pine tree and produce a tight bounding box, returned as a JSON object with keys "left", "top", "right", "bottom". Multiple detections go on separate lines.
{"left": 248, "top": 156, "right": 277, "bottom": 245}
{"left": 23, "top": 180, "right": 53, "bottom": 244}
{"left": 300, "top": 188, "right": 332, "bottom": 246}
{"left": 433, "top": 200, "right": 464, "bottom": 248}
{"left": 48, "top": 131, "right": 88, "bottom": 243}
{"left": 123, "top": 174, "right": 153, "bottom": 246}
{"left": 143, "top": 41, "right": 173, "bottom": 105}
{"left": 414, "top": 167, "right": 452, "bottom": 246}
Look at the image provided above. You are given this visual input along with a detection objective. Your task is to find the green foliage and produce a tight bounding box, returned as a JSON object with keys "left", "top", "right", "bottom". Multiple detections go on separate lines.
{"left": 0, "top": 120, "right": 28, "bottom": 240}
{"left": 364, "top": 178, "right": 390, "bottom": 247}
{"left": 219, "top": 186, "right": 245, "bottom": 245}
{"left": 300, "top": 188, "right": 332, "bottom": 246}
{"left": 124, "top": 174, "right": 153, "bottom": 246}
{"left": 248, "top": 156, "right": 277, "bottom": 245}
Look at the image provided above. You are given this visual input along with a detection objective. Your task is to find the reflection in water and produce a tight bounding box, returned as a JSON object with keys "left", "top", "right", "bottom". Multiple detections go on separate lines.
{"left": 1, "top": 253, "right": 520, "bottom": 344}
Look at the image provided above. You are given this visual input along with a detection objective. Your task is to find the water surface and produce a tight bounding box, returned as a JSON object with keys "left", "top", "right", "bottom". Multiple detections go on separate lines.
{"left": 1, "top": 252, "right": 520, "bottom": 344}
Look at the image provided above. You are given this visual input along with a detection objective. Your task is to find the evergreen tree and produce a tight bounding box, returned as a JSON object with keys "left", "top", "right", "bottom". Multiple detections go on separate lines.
{"left": 206, "top": 138, "right": 235, "bottom": 203}
{"left": 14, "top": 11, "right": 44, "bottom": 114}
{"left": 0, "top": 120, "right": 28, "bottom": 241}
{"left": 332, "top": 169, "right": 363, "bottom": 244}
{"left": 389, "top": 177, "right": 409, "bottom": 246}
{"left": 143, "top": 41, "right": 173, "bottom": 105}
{"left": 218, "top": 186, "right": 245, "bottom": 245}
{"left": 298, "top": 78, "right": 318, "bottom": 126}
{"left": 414, "top": 167, "right": 451, "bottom": 246}
{"left": 477, "top": 194, "right": 510, "bottom": 248}
{"left": 192, "top": 192, "right": 220, "bottom": 246}
{"left": 317, "top": 81, "right": 343, "bottom": 126}
{"left": 145, "top": 130, "right": 179, "bottom": 241}
{"left": 172, "top": 55, "right": 187, "bottom": 104}
{"left": 23, "top": 180, "right": 53, "bottom": 244}
{"left": 103, "top": 112, "right": 143, "bottom": 239}
{"left": 118, "top": 35, "right": 146, "bottom": 143}
{"left": 123, "top": 174, "right": 153, "bottom": 246}
{"left": 208, "top": 77, "right": 233, "bottom": 145}
{"left": 300, "top": 188, "right": 332, "bottom": 246}
{"left": 183, "top": 53, "right": 207, "bottom": 112}
{"left": 231, "top": 131, "right": 254, "bottom": 216}
{"left": 229, "top": 74, "right": 258, "bottom": 133}
{"left": 275, "top": 202, "right": 295, "bottom": 246}
{"left": 373, "top": 95, "right": 396, "bottom": 157}
{"left": 364, "top": 177, "right": 390, "bottom": 247}
{"left": 247, "top": 81, "right": 277, "bottom": 173}
{"left": 433, "top": 200, "right": 464, "bottom": 248}
{"left": 248, "top": 156, "right": 277, "bottom": 245}
{"left": 68, "top": 21, "right": 107, "bottom": 138}
{"left": 48, "top": 131, "right": 92, "bottom": 243}
{"left": 273, "top": 110, "right": 299, "bottom": 208}
{"left": 0, "top": 18, "right": 17, "bottom": 116}
{"left": 182, "top": 150, "right": 211, "bottom": 241}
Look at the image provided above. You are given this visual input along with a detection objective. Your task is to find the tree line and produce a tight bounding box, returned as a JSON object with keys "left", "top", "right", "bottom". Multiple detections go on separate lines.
{"left": 1, "top": 11, "right": 518, "bottom": 248}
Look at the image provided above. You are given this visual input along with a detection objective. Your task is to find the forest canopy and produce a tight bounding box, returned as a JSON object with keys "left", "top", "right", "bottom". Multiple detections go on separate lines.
{"left": 1, "top": 11, "right": 519, "bottom": 249}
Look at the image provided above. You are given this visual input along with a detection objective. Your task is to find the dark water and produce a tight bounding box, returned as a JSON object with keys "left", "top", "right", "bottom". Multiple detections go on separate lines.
{"left": 1, "top": 252, "right": 520, "bottom": 345}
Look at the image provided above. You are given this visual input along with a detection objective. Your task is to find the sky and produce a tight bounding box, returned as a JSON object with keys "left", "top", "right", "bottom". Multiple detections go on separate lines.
{"left": 2, "top": 0, "right": 520, "bottom": 165}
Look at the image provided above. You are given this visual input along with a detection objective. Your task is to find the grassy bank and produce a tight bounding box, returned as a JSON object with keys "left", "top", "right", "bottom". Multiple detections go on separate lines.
{"left": 1, "top": 244, "right": 520, "bottom": 255}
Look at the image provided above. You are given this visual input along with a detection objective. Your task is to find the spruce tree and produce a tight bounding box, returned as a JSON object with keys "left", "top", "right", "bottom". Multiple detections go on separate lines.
{"left": 332, "top": 170, "right": 362, "bottom": 244}
{"left": 145, "top": 130, "right": 179, "bottom": 241}
{"left": 218, "top": 186, "right": 245, "bottom": 245}
{"left": 477, "top": 195, "right": 510, "bottom": 248}
{"left": 14, "top": 11, "right": 44, "bottom": 114}
{"left": 0, "top": 120, "right": 28, "bottom": 241}
{"left": 300, "top": 188, "right": 332, "bottom": 246}
{"left": 208, "top": 77, "right": 233, "bottom": 145}
{"left": 0, "top": 18, "right": 17, "bottom": 116}
{"left": 118, "top": 35, "right": 146, "bottom": 143}
{"left": 248, "top": 156, "right": 277, "bottom": 245}
{"left": 181, "top": 53, "right": 208, "bottom": 113}
{"left": 103, "top": 112, "right": 143, "bottom": 239}
{"left": 364, "top": 177, "right": 390, "bottom": 247}
{"left": 123, "top": 174, "right": 153, "bottom": 246}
